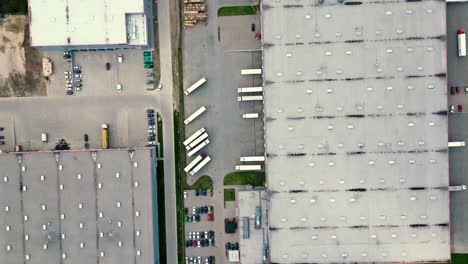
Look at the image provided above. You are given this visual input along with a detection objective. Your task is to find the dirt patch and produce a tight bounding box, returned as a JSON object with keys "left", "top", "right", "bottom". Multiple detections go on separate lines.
{"left": 0, "top": 15, "right": 46, "bottom": 97}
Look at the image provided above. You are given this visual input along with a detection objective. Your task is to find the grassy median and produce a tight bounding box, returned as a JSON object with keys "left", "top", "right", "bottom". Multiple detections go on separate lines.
{"left": 218, "top": 6, "right": 256, "bottom": 16}
{"left": 453, "top": 254, "right": 468, "bottom": 264}
{"left": 224, "top": 171, "right": 266, "bottom": 187}
{"left": 224, "top": 188, "right": 236, "bottom": 201}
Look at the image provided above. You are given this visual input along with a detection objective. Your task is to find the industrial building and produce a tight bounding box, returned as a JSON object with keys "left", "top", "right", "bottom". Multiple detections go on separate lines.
{"left": 0, "top": 148, "right": 159, "bottom": 264}
{"left": 261, "top": 0, "right": 450, "bottom": 263}
{"left": 28, "top": 0, "right": 150, "bottom": 48}
{"left": 237, "top": 189, "right": 268, "bottom": 264}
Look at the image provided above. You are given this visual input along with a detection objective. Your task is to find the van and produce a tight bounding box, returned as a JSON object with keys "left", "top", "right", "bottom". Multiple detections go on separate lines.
{"left": 41, "top": 133, "right": 48, "bottom": 143}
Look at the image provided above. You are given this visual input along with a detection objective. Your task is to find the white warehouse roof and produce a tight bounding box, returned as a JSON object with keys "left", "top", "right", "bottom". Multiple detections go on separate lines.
{"left": 28, "top": 0, "right": 148, "bottom": 47}
{"left": 261, "top": 0, "right": 450, "bottom": 263}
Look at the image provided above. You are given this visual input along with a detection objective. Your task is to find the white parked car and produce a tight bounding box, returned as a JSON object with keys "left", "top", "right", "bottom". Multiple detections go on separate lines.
{"left": 183, "top": 191, "right": 188, "bottom": 199}
{"left": 116, "top": 84, "right": 122, "bottom": 93}
{"left": 75, "top": 74, "right": 82, "bottom": 78}
{"left": 76, "top": 86, "right": 81, "bottom": 91}
{"left": 118, "top": 54, "right": 123, "bottom": 63}
{"left": 73, "top": 65, "right": 81, "bottom": 70}
{"left": 65, "top": 75, "right": 71, "bottom": 79}
{"left": 66, "top": 80, "right": 73, "bottom": 84}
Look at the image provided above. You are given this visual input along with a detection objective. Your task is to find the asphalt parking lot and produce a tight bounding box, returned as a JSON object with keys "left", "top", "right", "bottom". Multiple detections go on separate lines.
{"left": 183, "top": 18, "right": 264, "bottom": 186}
{"left": 448, "top": 3, "right": 468, "bottom": 113}
{"left": 449, "top": 114, "right": 468, "bottom": 253}
{"left": 44, "top": 49, "right": 156, "bottom": 97}
{"left": 184, "top": 189, "right": 217, "bottom": 261}
{"left": 447, "top": 2, "right": 468, "bottom": 253}
{"left": 0, "top": 96, "right": 159, "bottom": 152}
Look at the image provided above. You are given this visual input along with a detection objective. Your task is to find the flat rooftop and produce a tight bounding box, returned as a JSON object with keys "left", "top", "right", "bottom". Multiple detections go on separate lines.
{"left": 238, "top": 189, "right": 267, "bottom": 264}
{"left": 0, "top": 148, "right": 156, "bottom": 264}
{"left": 261, "top": 0, "right": 450, "bottom": 263}
{"left": 28, "top": 0, "right": 147, "bottom": 47}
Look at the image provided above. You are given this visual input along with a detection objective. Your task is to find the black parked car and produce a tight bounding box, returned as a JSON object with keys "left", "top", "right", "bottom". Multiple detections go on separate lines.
{"left": 147, "top": 113, "right": 155, "bottom": 118}
{"left": 0, "top": 127, "right": 4, "bottom": 131}
{"left": 83, "top": 134, "right": 88, "bottom": 141}
{"left": 0, "top": 141, "right": 4, "bottom": 145}
{"left": 106, "top": 63, "right": 111, "bottom": 70}
{"left": 0, "top": 136, "right": 4, "bottom": 139}
{"left": 148, "top": 121, "right": 155, "bottom": 126}
{"left": 251, "top": 23, "right": 256, "bottom": 32}
{"left": 146, "top": 109, "right": 155, "bottom": 114}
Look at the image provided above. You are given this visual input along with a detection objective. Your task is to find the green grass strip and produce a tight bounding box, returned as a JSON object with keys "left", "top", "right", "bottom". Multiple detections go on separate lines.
{"left": 218, "top": 6, "right": 256, "bottom": 16}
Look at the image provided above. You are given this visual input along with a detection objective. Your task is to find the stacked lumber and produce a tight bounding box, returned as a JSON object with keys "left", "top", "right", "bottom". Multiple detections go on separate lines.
{"left": 184, "top": 0, "right": 207, "bottom": 27}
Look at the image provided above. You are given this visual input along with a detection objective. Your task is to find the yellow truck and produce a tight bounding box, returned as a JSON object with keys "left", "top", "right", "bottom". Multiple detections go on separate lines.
{"left": 101, "top": 124, "right": 109, "bottom": 149}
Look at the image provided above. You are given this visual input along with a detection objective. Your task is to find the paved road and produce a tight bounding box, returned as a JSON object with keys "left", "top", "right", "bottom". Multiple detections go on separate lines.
{"left": 153, "top": 0, "right": 178, "bottom": 263}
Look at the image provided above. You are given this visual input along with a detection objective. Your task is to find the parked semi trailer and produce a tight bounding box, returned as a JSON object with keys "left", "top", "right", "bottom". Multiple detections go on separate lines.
{"left": 101, "top": 124, "right": 109, "bottom": 149}
{"left": 238, "top": 87, "right": 263, "bottom": 93}
{"left": 184, "top": 106, "right": 207, "bottom": 125}
{"left": 187, "top": 139, "right": 210, "bottom": 157}
{"left": 448, "top": 141, "right": 466, "bottom": 147}
{"left": 238, "top": 96, "right": 263, "bottom": 102}
{"left": 242, "top": 113, "right": 259, "bottom": 119}
{"left": 186, "top": 132, "right": 209, "bottom": 150}
{"left": 458, "top": 29, "right": 466, "bottom": 57}
{"left": 183, "top": 127, "right": 206, "bottom": 146}
{"left": 235, "top": 165, "right": 262, "bottom": 171}
{"left": 184, "top": 77, "right": 207, "bottom": 95}
{"left": 190, "top": 156, "right": 211, "bottom": 176}
{"left": 240, "top": 156, "right": 265, "bottom": 162}
{"left": 241, "top": 69, "right": 262, "bottom": 75}
{"left": 184, "top": 154, "right": 204, "bottom": 173}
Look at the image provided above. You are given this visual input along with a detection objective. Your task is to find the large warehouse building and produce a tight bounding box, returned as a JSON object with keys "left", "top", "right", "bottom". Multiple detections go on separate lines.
{"left": 261, "top": 0, "right": 450, "bottom": 263}
{"left": 0, "top": 148, "right": 159, "bottom": 264}
{"left": 28, "top": 0, "right": 149, "bottom": 48}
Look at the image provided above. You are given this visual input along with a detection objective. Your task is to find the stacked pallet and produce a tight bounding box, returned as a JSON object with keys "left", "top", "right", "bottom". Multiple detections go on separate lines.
{"left": 184, "top": 0, "right": 207, "bottom": 27}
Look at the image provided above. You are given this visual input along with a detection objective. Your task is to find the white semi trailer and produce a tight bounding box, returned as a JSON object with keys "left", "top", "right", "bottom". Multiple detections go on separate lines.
{"left": 190, "top": 156, "right": 211, "bottom": 176}
{"left": 241, "top": 69, "right": 262, "bottom": 75}
{"left": 240, "top": 156, "right": 265, "bottom": 162}
{"left": 184, "top": 77, "right": 207, "bottom": 95}
{"left": 184, "top": 106, "right": 207, "bottom": 125}
{"left": 186, "top": 132, "right": 209, "bottom": 150}
{"left": 448, "top": 141, "right": 466, "bottom": 147}
{"left": 187, "top": 139, "right": 210, "bottom": 157}
{"left": 235, "top": 165, "right": 262, "bottom": 171}
{"left": 242, "top": 113, "right": 259, "bottom": 119}
{"left": 238, "top": 96, "right": 263, "bottom": 102}
{"left": 238, "top": 87, "right": 263, "bottom": 93}
{"left": 183, "top": 128, "right": 205, "bottom": 146}
{"left": 184, "top": 154, "right": 204, "bottom": 173}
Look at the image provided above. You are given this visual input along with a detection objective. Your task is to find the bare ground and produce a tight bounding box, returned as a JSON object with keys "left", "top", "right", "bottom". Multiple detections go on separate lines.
{"left": 0, "top": 15, "right": 46, "bottom": 97}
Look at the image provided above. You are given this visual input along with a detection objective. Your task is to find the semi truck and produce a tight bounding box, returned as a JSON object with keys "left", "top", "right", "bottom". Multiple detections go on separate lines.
{"left": 237, "top": 87, "right": 263, "bottom": 93}
{"left": 448, "top": 141, "right": 466, "bottom": 147}
{"left": 186, "top": 132, "right": 209, "bottom": 150}
{"left": 235, "top": 165, "right": 262, "bottom": 171}
{"left": 242, "top": 113, "right": 259, "bottom": 119}
{"left": 187, "top": 139, "right": 210, "bottom": 157}
{"left": 458, "top": 29, "right": 466, "bottom": 57}
{"left": 241, "top": 69, "right": 262, "bottom": 75}
{"left": 101, "top": 124, "right": 109, "bottom": 149}
{"left": 183, "top": 128, "right": 206, "bottom": 146}
{"left": 184, "top": 154, "right": 204, "bottom": 173}
{"left": 238, "top": 96, "right": 263, "bottom": 102}
{"left": 240, "top": 156, "right": 265, "bottom": 162}
{"left": 184, "top": 106, "right": 207, "bottom": 125}
{"left": 190, "top": 156, "right": 211, "bottom": 176}
{"left": 184, "top": 77, "right": 207, "bottom": 95}
{"left": 449, "top": 185, "right": 467, "bottom": 191}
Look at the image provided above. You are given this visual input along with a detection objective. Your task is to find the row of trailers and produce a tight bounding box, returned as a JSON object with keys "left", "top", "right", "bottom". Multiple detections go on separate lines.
{"left": 183, "top": 78, "right": 211, "bottom": 176}
{"left": 235, "top": 68, "right": 264, "bottom": 170}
